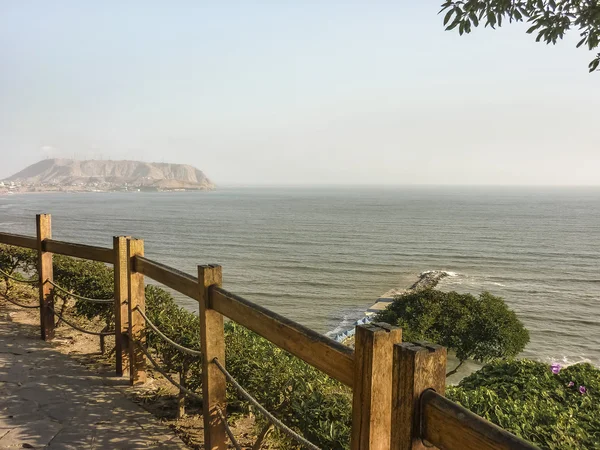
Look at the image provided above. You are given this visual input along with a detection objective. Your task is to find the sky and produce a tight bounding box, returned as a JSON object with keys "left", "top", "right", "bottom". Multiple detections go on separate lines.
{"left": 0, "top": 1, "right": 598, "bottom": 185}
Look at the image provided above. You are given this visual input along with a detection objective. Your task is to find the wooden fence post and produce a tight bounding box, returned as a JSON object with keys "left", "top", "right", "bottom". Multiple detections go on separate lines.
{"left": 351, "top": 322, "right": 402, "bottom": 450}
{"left": 198, "top": 264, "right": 226, "bottom": 450}
{"left": 114, "top": 236, "right": 130, "bottom": 377}
{"left": 391, "top": 342, "right": 447, "bottom": 450}
{"left": 127, "top": 238, "right": 146, "bottom": 385}
{"left": 36, "top": 214, "right": 54, "bottom": 341}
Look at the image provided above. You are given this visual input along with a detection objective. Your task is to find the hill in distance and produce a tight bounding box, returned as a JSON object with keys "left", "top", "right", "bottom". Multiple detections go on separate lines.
{"left": 2, "top": 159, "right": 214, "bottom": 193}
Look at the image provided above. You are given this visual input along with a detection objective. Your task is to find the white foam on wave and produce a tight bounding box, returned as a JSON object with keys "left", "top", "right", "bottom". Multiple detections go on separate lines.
{"left": 326, "top": 307, "right": 376, "bottom": 341}
{"left": 542, "top": 354, "right": 595, "bottom": 367}
{"left": 433, "top": 271, "right": 463, "bottom": 286}
{"left": 420, "top": 270, "right": 459, "bottom": 277}
{"left": 440, "top": 273, "right": 511, "bottom": 290}
{"left": 326, "top": 311, "right": 363, "bottom": 338}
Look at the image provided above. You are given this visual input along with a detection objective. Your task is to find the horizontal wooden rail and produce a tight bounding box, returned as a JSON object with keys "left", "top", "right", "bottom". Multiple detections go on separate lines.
{"left": 133, "top": 255, "right": 356, "bottom": 386}
{"left": 44, "top": 239, "right": 114, "bottom": 264}
{"left": 421, "top": 389, "right": 538, "bottom": 450}
{"left": 0, "top": 232, "right": 37, "bottom": 250}
{"left": 211, "top": 286, "right": 355, "bottom": 387}
{"left": 134, "top": 256, "right": 199, "bottom": 300}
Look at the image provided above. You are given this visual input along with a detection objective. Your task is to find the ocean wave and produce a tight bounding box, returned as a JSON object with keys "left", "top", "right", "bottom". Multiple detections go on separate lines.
{"left": 420, "top": 270, "right": 459, "bottom": 277}
{"left": 325, "top": 313, "right": 360, "bottom": 338}
{"left": 538, "top": 355, "right": 595, "bottom": 367}
{"left": 439, "top": 274, "right": 510, "bottom": 289}
{"left": 328, "top": 315, "right": 373, "bottom": 342}
{"left": 328, "top": 270, "right": 459, "bottom": 341}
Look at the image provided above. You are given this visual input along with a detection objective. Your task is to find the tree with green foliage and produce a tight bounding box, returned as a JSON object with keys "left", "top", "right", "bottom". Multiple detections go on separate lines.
{"left": 375, "top": 289, "right": 530, "bottom": 376}
{"left": 447, "top": 359, "right": 599, "bottom": 449}
{"left": 439, "top": 0, "right": 600, "bottom": 72}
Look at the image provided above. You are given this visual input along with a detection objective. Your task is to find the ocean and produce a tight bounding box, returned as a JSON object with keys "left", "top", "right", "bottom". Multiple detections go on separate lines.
{"left": 0, "top": 186, "right": 598, "bottom": 368}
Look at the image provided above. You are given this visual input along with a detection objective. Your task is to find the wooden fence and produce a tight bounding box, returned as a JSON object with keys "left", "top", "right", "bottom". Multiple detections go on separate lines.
{"left": 0, "top": 214, "right": 538, "bottom": 450}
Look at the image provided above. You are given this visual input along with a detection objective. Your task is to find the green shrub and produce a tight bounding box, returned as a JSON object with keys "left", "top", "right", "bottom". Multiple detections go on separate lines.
{"left": 447, "top": 360, "right": 600, "bottom": 449}
{"left": 143, "top": 291, "right": 353, "bottom": 448}
{"left": 145, "top": 285, "right": 203, "bottom": 398}
{"left": 375, "top": 289, "right": 530, "bottom": 375}
{"left": 0, "top": 244, "right": 115, "bottom": 326}
{"left": 132, "top": 286, "right": 352, "bottom": 448}
{"left": 0, "top": 244, "right": 36, "bottom": 295}
{"left": 52, "top": 256, "right": 114, "bottom": 327}
{"left": 224, "top": 322, "right": 352, "bottom": 449}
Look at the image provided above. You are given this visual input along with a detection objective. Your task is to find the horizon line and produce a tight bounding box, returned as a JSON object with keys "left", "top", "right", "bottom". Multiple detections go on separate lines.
{"left": 215, "top": 183, "right": 600, "bottom": 188}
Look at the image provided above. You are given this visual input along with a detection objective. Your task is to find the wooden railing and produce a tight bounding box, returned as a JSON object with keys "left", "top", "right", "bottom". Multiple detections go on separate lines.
{"left": 0, "top": 214, "right": 538, "bottom": 450}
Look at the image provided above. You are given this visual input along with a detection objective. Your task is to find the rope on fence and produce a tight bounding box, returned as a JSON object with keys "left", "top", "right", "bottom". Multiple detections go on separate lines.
{"left": 133, "top": 340, "right": 204, "bottom": 402}
{"left": 0, "top": 267, "right": 38, "bottom": 285}
{"left": 45, "top": 279, "right": 114, "bottom": 304}
{"left": 134, "top": 306, "right": 203, "bottom": 357}
{"left": 212, "top": 357, "right": 322, "bottom": 450}
{"left": 0, "top": 292, "right": 40, "bottom": 309}
{"left": 48, "top": 305, "right": 115, "bottom": 336}
{"left": 216, "top": 405, "right": 243, "bottom": 450}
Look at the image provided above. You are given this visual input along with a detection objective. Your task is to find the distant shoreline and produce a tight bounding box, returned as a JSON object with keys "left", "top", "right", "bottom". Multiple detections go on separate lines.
{"left": 0, "top": 188, "right": 213, "bottom": 196}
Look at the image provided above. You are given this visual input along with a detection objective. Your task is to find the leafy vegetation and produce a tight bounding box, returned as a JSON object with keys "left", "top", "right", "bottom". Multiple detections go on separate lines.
{"left": 225, "top": 322, "right": 351, "bottom": 449}
{"left": 0, "top": 244, "right": 37, "bottom": 295}
{"left": 3, "top": 244, "right": 598, "bottom": 449}
{"left": 447, "top": 359, "right": 600, "bottom": 449}
{"left": 375, "top": 289, "right": 530, "bottom": 375}
{"left": 0, "top": 244, "right": 351, "bottom": 448}
{"left": 143, "top": 291, "right": 353, "bottom": 448}
{"left": 145, "top": 285, "right": 203, "bottom": 418}
{"left": 439, "top": 0, "right": 600, "bottom": 72}
{"left": 52, "top": 255, "right": 114, "bottom": 327}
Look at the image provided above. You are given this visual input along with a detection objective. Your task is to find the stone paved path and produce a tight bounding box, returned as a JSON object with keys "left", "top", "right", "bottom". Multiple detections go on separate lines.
{"left": 0, "top": 312, "right": 188, "bottom": 449}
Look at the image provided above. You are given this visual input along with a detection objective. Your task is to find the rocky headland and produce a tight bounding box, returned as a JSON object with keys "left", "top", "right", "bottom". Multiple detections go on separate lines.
{"left": 1, "top": 159, "right": 214, "bottom": 194}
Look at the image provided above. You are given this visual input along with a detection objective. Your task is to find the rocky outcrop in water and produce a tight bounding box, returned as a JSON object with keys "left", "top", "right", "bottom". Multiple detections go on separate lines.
{"left": 408, "top": 270, "right": 450, "bottom": 291}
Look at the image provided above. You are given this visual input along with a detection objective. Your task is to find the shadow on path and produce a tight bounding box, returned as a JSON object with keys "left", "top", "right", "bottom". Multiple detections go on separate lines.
{"left": 0, "top": 311, "right": 188, "bottom": 449}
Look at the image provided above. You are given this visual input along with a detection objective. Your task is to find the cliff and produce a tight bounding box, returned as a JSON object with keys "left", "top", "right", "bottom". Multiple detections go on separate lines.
{"left": 3, "top": 159, "right": 214, "bottom": 191}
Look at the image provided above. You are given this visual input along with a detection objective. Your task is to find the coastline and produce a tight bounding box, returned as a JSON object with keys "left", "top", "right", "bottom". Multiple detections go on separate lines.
{"left": 329, "top": 270, "right": 483, "bottom": 384}
{"left": 0, "top": 187, "right": 214, "bottom": 196}
{"left": 329, "top": 270, "right": 453, "bottom": 343}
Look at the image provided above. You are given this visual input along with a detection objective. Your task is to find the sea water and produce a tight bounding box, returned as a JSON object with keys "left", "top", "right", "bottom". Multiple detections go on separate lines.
{"left": 1, "top": 186, "right": 598, "bottom": 366}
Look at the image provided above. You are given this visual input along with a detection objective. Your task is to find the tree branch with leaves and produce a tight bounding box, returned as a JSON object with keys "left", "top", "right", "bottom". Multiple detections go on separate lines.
{"left": 440, "top": 0, "right": 600, "bottom": 72}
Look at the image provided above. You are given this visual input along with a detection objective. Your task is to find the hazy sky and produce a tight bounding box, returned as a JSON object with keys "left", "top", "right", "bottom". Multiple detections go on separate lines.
{"left": 1, "top": 2, "right": 598, "bottom": 185}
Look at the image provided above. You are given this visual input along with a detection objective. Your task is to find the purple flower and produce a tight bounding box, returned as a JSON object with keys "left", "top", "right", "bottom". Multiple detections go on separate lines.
{"left": 551, "top": 363, "right": 561, "bottom": 374}
{"left": 579, "top": 386, "right": 587, "bottom": 395}
{"left": 567, "top": 381, "right": 575, "bottom": 387}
